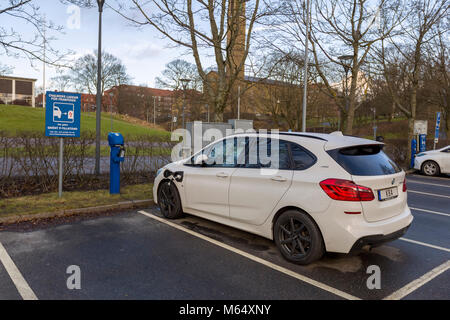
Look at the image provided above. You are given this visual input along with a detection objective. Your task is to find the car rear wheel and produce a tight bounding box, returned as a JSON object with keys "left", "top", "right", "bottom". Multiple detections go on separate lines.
{"left": 157, "top": 180, "right": 183, "bottom": 219}
{"left": 274, "top": 210, "right": 324, "bottom": 265}
{"left": 422, "top": 161, "right": 440, "bottom": 176}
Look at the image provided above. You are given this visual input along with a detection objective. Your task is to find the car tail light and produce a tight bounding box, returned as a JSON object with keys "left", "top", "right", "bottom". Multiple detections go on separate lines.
{"left": 320, "top": 179, "right": 375, "bottom": 202}
{"left": 403, "top": 179, "right": 407, "bottom": 192}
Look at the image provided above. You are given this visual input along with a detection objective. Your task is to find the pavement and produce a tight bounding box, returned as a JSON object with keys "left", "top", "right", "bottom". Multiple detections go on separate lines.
{"left": 0, "top": 173, "right": 448, "bottom": 300}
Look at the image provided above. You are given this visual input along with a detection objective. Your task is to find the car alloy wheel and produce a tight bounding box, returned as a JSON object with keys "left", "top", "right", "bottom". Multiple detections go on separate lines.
{"left": 278, "top": 217, "right": 312, "bottom": 258}
{"left": 158, "top": 181, "right": 183, "bottom": 219}
{"left": 423, "top": 161, "right": 439, "bottom": 176}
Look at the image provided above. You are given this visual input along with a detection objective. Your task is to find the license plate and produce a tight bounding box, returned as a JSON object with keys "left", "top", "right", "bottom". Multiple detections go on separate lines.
{"left": 378, "top": 187, "right": 398, "bottom": 201}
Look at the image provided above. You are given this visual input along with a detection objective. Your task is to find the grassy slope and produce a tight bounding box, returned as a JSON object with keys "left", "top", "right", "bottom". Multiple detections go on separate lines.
{"left": 0, "top": 105, "right": 169, "bottom": 139}
{"left": 0, "top": 183, "right": 152, "bottom": 217}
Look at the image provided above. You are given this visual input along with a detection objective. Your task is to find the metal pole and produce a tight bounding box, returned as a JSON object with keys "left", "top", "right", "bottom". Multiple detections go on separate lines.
{"left": 207, "top": 104, "right": 210, "bottom": 122}
{"left": 237, "top": 86, "right": 241, "bottom": 120}
{"left": 58, "top": 138, "right": 64, "bottom": 198}
{"left": 94, "top": 3, "right": 103, "bottom": 176}
{"left": 43, "top": 14, "right": 46, "bottom": 109}
{"left": 301, "top": 0, "right": 310, "bottom": 132}
{"left": 153, "top": 96, "right": 156, "bottom": 125}
{"left": 182, "top": 89, "right": 186, "bottom": 129}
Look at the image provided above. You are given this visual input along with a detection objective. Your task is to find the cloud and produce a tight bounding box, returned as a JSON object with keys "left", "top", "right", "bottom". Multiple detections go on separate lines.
{"left": 112, "top": 41, "right": 164, "bottom": 61}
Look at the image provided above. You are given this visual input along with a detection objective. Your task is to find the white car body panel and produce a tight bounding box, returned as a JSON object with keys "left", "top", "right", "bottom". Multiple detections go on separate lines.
{"left": 153, "top": 133, "right": 413, "bottom": 254}
{"left": 414, "top": 146, "right": 450, "bottom": 174}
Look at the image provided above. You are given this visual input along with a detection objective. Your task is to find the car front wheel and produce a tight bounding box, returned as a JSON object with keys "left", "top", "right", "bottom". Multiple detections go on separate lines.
{"left": 422, "top": 161, "right": 440, "bottom": 176}
{"left": 274, "top": 210, "right": 324, "bottom": 265}
{"left": 157, "top": 180, "right": 183, "bottom": 219}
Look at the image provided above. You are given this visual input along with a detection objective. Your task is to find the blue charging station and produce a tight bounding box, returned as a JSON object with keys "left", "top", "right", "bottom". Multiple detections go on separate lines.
{"left": 108, "top": 132, "right": 125, "bottom": 194}
{"left": 410, "top": 138, "right": 417, "bottom": 169}
{"left": 418, "top": 134, "right": 426, "bottom": 153}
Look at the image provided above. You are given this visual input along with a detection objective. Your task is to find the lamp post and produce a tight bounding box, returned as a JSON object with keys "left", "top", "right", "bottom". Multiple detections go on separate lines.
{"left": 338, "top": 55, "right": 353, "bottom": 131}
{"left": 109, "top": 91, "right": 114, "bottom": 131}
{"left": 301, "top": 0, "right": 311, "bottom": 132}
{"left": 180, "top": 78, "right": 191, "bottom": 129}
{"left": 94, "top": 0, "right": 105, "bottom": 176}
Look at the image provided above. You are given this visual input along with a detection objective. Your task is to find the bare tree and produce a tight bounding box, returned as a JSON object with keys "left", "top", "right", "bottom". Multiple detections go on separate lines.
{"left": 0, "top": 63, "right": 13, "bottom": 76}
{"left": 69, "top": 51, "right": 131, "bottom": 94}
{"left": 50, "top": 74, "right": 73, "bottom": 92}
{"left": 377, "top": 0, "right": 448, "bottom": 154}
{"left": 155, "top": 59, "right": 202, "bottom": 91}
{"left": 423, "top": 29, "right": 450, "bottom": 138}
{"left": 110, "top": 0, "right": 268, "bottom": 121}
{"left": 269, "top": 0, "right": 405, "bottom": 134}
{"left": 0, "top": 0, "right": 70, "bottom": 66}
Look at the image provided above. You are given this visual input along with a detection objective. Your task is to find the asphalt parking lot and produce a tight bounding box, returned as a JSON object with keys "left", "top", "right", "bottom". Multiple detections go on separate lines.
{"left": 0, "top": 173, "right": 448, "bottom": 300}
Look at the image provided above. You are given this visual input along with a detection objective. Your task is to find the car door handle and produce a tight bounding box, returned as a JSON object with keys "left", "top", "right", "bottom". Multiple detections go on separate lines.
{"left": 271, "top": 176, "right": 287, "bottom": 182}
{"left": 216, "top": 172, "right": 229, "bottom": 178}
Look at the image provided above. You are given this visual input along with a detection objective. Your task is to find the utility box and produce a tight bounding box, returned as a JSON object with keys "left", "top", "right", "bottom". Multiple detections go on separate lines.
{"left": 228, "top": 119, "right": 254, "bottom": 132}
{"left": 186, "top": 121, "right": 233, "bottom": 151}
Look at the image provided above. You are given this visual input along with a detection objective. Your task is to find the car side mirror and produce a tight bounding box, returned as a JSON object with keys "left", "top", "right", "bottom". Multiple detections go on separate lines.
{"left": 194, "top": 154, "right": 209, "bottom": 166}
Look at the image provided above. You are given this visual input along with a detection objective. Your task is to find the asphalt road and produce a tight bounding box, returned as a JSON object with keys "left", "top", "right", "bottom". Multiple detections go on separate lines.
{"left": 0, "top": 173, "right": 448, "bottom": 300}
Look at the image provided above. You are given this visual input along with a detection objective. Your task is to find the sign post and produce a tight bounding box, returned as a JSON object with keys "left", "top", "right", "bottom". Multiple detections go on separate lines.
{"left": 434, "top": 112, "right": 441, "bottom": 150}
{"left": 45, "top": 91, "right": 81, "bottom": 198}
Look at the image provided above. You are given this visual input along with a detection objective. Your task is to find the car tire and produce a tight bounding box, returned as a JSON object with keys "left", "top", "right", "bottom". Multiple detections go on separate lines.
{"left": 157, "top": 180, "right": 183, "bottom": 219}
{"left": 274, "top": 210, "right": 324, "bottom": 265}
{"left": 421, "top": 160, "right": 440, "bottom": 176}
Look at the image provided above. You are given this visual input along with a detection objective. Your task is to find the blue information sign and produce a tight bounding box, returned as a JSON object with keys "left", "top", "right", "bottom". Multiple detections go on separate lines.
{"left": 45, "top": 91, "right": 81, "bottom": 137}
{"left": 435, "top": 112, "right": 441, "bottom": 140}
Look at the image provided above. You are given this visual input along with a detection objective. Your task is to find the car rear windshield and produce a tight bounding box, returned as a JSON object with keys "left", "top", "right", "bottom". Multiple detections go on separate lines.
{"left": 327, "top": 145, "right": 401, "bottom": 176}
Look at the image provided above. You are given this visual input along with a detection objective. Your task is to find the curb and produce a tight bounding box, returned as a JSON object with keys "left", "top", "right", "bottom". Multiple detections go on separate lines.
{"left": 0, "top": 199, "right": 155, "bottom": 225}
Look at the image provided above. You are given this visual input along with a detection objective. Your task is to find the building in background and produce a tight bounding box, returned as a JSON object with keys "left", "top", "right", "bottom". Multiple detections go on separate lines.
{"left": 36, "top": 92, "right": 96, "bottom": 111}
{"left": 0, "top": 75, "right": 36, "bottom": 107}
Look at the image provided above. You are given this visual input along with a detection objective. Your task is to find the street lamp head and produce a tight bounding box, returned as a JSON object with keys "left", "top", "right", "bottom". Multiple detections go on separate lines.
{"left": 97, "top": 0, "right": 105, "bottom": 12}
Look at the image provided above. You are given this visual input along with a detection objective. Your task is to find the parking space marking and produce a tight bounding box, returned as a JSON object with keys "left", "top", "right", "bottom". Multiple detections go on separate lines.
{"left": 0, "top": 242, "right": 37, "bottom": 300}
{"left": 410, "top": 207, "right": 450, "bottom": 217}
{"left": 400, "top": 238, "right": 450, "bottom": 253}
{"left": 138, "top": 210, "right": 360, "bottom": 300}
{"left": 407, "top": 190, "right": 450, "bottom": 198}
{"left": 383, "top": 260, "right": 450, "bottom": 300}
{"left": 407, "top": 180, "right": 450, "bottom": 188}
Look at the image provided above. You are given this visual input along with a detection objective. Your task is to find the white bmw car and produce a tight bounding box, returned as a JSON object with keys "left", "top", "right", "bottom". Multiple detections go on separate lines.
{"left": 153, "top": 132, "right": 413, "bottom": 265}
{"left": 414, "top": 146, "right": 450, "bottom": 176}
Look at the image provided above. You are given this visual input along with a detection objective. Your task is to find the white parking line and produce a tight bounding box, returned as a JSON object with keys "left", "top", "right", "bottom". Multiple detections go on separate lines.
{"left": 407, "top": 180, "right": 450, "bottom": 188}
{"left": 0, "top": 242, "right": 37, "bottom": 300}
{"left": 400, "top": 237, "right": 450, "bottom": 253}
{"left": 383, "top": 260, "right": 450, "bottom": 300}
{"left": 138, "top": 210, "right": 360, "bottom": 300}
{"left": 410, "top": 207, "right": 450, "bottom": 217}
{"left": 408, "top": 190, "right": 450, "bottom": 198}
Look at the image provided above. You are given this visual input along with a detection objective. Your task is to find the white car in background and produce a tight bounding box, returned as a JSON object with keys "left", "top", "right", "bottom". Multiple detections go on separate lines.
{"left": 153, "top": 132, "right": 413, "bottom": 265}
{"left": 414, "top": 146, "right": 450, "bottom": 176}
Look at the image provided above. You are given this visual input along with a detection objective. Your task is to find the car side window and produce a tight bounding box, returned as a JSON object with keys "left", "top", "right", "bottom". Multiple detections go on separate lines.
{"left": 289, "top": 142, "right": 317, "bottom": 170}
{"left": 244, "top": 138, "right": 291, "bottom": 170}
{"left": 199, "top": 138, "right": 245, "bottom": 167}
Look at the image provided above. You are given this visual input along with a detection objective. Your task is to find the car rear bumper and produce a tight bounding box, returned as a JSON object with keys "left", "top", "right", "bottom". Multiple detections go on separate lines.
{"left": 315, "top": 203, "right": 413, "bottom": 254}
{"left": 349, "top": 224, "right": 411, "bottom": 253}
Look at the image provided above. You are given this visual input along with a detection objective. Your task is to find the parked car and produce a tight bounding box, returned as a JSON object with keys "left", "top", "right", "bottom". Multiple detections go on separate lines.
{"left": 153, "top": 132, "right": 413, "bottom": 265}
{"left": 414, "top": 146, "right": 450, "bottom": 176}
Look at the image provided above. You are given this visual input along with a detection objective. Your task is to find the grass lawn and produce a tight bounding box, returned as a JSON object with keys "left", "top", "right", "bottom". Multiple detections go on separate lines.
{"left": 0, "top": 183, "right": 153, "bottom": 218}
{"left": 0, "top": 104, "right": 170, "bottom": 140}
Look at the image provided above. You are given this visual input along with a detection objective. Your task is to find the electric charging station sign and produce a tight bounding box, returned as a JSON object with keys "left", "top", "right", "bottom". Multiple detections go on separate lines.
{"left": 45, "top": 91, "right": 81, "bottom": 137}
{"left": 434, "top": 112, "right": 441, "bottom": 144}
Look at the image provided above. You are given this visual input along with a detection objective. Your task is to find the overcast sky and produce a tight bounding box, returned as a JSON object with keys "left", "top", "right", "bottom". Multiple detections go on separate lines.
{"left": 2, "top": 1, "right": 200, "bottom": 90}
